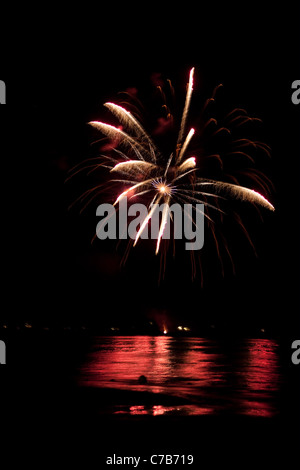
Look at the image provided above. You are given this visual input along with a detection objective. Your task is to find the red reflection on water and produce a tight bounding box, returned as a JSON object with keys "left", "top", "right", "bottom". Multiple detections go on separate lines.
{"left": 246, "top": 339, "right": 279, "bottom": 391}
{"left": 240, "top": 339, "right": 280, "bottom": 417}
{"left": 80, "top": 336, "right": 218, "bottom": 394}
{"left": 114, "top": 405, "right": 213, "bottom": 416}
{"left": 79, "top": 336, "right": 281, "bottom": 417}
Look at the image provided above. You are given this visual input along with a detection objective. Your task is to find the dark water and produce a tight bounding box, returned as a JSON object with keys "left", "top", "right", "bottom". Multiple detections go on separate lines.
{"left": 78, "top": 336, "right": 282, "bottom": 417}
{"left": 1, "top": 332, "right": 299, "bottom": 467}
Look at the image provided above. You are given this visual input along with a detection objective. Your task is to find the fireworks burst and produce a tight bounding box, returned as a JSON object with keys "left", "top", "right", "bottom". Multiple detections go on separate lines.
{"left": 69, "top": 67, "right": 274, "bottom": 280}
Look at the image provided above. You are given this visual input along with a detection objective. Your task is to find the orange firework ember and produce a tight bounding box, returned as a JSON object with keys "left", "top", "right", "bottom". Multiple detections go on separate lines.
{"left": 68, "top": 67, "right": 274, "bottom": 279}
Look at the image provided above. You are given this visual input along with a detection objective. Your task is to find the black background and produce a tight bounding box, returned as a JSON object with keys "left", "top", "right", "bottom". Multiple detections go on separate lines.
{"left": 1, "top": 3, "right": 299, "bottom": 336}
{"left": 0, "top": 3, "right": 299, "bottom": 467}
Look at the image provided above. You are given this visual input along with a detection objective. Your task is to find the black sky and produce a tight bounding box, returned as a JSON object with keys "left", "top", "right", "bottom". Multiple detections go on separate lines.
{"left": 1, "top": 3, "right": 299, "bottom": 335}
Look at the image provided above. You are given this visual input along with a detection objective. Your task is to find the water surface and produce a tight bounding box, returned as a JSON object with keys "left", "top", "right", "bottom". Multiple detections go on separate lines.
{"left": 78, "top": 336, "right": 281, "bottom": 417}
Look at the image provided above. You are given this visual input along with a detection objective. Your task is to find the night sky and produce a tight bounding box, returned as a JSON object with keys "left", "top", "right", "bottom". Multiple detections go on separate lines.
{"left": 1, "top": 3, "right": 299, "bottom": 336}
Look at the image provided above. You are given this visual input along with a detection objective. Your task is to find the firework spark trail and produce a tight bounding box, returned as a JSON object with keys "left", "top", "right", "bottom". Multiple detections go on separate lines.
{"left": 176, "top": 67, "right": 195, "bottom": 151}
{"left": 195, "top": 180, "right": 275, "bottom": 211}
{"left": 110, "top": 160, "right": 157, "bottom": 175}
{"left": 113, "top": 178, "right": 156, "bottom": 205}
{"left": 156, "top": 195, "right": 171, "bottom": 254}
{"left": 133, "top": 194, "right": 162, "bottom": 246}
{"left": 177, "top": 156, "right": 196, "bottom": 173}
{"left": 68, "top": 66, "right": 275, "bottom": 277}
{"left": 103, "top": 102, "right": 159, "bottom": 161}
{"left": 177, "top": 127, "right": 195, "bottom": 164}
{"left": 89, "top": 121, "right": 147, "bottom": 158}
{"left": 104, "top": 102, "right": 147, "bottom": 138}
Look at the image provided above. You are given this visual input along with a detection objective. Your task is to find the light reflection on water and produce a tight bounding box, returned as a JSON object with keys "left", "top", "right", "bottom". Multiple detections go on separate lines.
{"left": 78, "top": 336, "right": 281, "bottom": 417}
